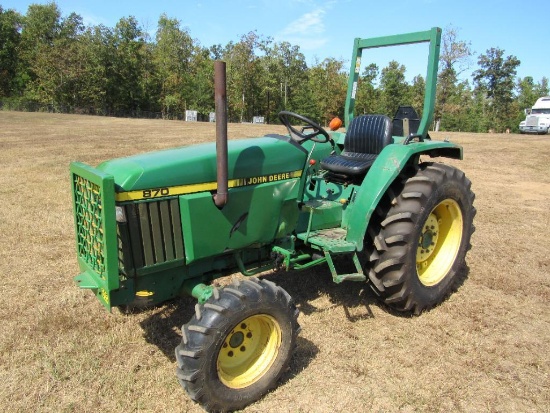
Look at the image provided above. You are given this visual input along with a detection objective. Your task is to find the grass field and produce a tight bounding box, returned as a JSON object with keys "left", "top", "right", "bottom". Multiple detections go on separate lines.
{"left": 0, "top": 111, "right": 549, "bottom": 412}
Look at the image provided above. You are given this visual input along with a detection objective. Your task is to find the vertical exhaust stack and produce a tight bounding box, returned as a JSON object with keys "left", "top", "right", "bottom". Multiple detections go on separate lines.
{"left": 214, "top": 61, "right": 228, "bottom": 207}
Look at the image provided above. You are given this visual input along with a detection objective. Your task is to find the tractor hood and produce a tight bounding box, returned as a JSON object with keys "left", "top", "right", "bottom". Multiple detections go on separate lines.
{"left": 97, "top": 135, "right": 307, "bottom": 196}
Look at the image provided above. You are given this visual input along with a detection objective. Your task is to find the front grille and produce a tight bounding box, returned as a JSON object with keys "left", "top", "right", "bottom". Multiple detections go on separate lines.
{"left": 117, "top": 199, "right": 185, "bottom": 276}
{"left": 526, "top": 115, "right": 538, "bottom": 126}
{"left": 73, "top": 175, "right": 107, "bottom": 279}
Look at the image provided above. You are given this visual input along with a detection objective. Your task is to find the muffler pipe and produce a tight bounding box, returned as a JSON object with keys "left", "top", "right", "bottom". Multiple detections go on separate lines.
{"left": 214, "top": 61, "right": 228, "bottom": 207}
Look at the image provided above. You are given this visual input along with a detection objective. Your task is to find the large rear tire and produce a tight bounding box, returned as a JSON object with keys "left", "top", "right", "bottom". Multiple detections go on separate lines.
{"left": 366, "top": 163, "right": 475, "bottom": 314}
{"left": 175, "top": 278, "right": 299, "bottom": 412}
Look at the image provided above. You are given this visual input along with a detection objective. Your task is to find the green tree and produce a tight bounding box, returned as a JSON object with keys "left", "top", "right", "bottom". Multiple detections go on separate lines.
{"left": 104, "top": 16, "right": 148, "bottom": 114}
{"left": 473, "top": 47, "right": 520, "bottom": 132}
{"left": 408, "top": 75, "right": 425, "bottom": 118}
{"left": 30, "top": 12, "right": 85, "bottom": 108}
{"left": 466, "top": 88, "right": 489, "bottom": 133}
{"left": 223, "top": 32, "right": 266, "bottom": 122}
{"left": 534, "top": 77, "right": 549, "bottom": 97}
{"left": 354, "top": 63, "right": 380, "bottom": 115}
{"left": 73, "top": 25, "right": 115, "bottom": 112}
{"left": 436, "top": 25, "right": 473, "bottom": 131}
{"left": 516, "top": 77, "right": 538, "bottom": 109}
{"left": 17, "top": 2, "right": 62, "bottom": 102}
{"left": 187, "top": 45, "right": 215, "bottom": 116}
{"left": 153, "top": 14, "right": 195, "bottom": 118}
{"left": 308, "top": 57, "right": 347, "bottom": 125}
{"left": 379, "top": 60, "right": 408, "bottom": 116}
{"left": 0, "top": 7, "right": 23, "bottom": 97}
{"left": 260, "top": 40, "right": 308, "bottom": 122}
{"left": 259, "top": 39, "right": 282, "bottom": 122}
{"left": 441, "top": 80, "right": 474, "bottom": 132}
{"left": 290, "top": 76, "right": 317, "bottom": 122}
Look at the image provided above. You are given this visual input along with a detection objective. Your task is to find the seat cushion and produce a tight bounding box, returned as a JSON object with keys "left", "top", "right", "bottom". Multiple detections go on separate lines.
{"left": 320, "top": 151, "right": 378, "bottom": 175}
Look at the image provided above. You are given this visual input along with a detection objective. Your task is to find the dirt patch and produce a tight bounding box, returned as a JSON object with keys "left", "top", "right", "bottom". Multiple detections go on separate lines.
{"left": 0, "top": 112, "right": 549, "bottom": 412}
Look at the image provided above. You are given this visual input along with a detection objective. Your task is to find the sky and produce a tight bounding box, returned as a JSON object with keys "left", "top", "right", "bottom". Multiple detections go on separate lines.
{"left": 3, "top": 0, "right": 549, "bottom": 85}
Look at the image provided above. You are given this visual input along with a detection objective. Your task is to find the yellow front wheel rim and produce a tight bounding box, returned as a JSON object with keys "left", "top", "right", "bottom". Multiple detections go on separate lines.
{"left": 416, "top": 199, "right": 463, "bottom": 286}
{"left": 217, "top": 314, "right": 282, "bottom": 389}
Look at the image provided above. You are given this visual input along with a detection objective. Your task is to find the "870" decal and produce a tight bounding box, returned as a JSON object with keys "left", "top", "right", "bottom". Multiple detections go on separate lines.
{"left": 142, "top": 188, "right": 170, "bottom": 198}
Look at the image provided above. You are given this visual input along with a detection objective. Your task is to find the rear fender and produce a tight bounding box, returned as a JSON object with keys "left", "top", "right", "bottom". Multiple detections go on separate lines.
{"left": 346, "top": 141, "right": 462, "bottom": 250}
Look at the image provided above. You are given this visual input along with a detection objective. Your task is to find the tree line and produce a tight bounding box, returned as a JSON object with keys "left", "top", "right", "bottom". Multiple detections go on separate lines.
{"left": 1, "top": 3, "right": 548, "bottom": 132}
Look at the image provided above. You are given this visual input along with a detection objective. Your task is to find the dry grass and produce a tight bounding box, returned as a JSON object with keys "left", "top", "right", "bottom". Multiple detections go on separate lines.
{"left": 0, "top": 111, "right": 548, "bottom": 413}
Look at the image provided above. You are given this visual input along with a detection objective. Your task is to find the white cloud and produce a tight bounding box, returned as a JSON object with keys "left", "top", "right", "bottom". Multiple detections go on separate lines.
{"left": 279, "top": 8, "right": 326, "bottom": 36}
{"left": 276, "top": 8, "right": 328, "bottom": 50}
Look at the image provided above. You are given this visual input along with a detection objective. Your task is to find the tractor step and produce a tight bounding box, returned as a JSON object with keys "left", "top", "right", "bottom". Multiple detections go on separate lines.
{"left": 324, "top": 250, "right": 365, "bottom": 284}
{"left": 302, "top": 199, "right": 342, "bottom": 211}
{"left": 295, "top": 201, "right": 363, "bottom": 282}
{"left": 296, "top": 227, "right": 356, "bottom": 253}
{"left": 334, "top": 273, "right": 367, "bottom": 282}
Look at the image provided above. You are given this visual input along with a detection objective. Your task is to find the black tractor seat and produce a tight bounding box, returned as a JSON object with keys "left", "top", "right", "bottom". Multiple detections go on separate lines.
{"left": 320, "top": 114, "right": 392, "bottom": 178}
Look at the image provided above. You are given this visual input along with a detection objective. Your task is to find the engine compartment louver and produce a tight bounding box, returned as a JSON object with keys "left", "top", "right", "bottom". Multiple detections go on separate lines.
{"left": 117, "top": 199, "right": 184, "bottom": 276}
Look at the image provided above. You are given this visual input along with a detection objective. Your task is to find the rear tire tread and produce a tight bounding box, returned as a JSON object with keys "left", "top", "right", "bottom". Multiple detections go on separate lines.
{"left": 365, "top": 162, "right": 475, "bottom": 314}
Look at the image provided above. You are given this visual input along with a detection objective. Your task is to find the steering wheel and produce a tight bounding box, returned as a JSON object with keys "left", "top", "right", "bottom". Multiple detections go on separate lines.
{"left": 278, "top": 111, "right": 331, "bottom": 144}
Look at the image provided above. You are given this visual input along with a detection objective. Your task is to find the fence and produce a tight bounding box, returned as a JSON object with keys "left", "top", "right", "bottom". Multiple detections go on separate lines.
{"left": 1, "top": 100, "right": 271, "bottom": 124}
{"left": 0, "top": 100, "right": 188, "bottom": 120}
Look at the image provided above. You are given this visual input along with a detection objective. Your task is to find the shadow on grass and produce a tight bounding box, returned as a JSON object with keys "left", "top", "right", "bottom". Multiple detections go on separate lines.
{"left": 138, "top": 296, "right": 196, "bottom": 362}
{"left": 262, "top": 258, "right": 379, "bottom": 322}
{"left": 137, "top": 293, "right": 320, "bottom": 382}
{"left": 137, "top": 258, "right": 379, "bottom": 361}
{"left": 137, "top": 260, "right": 470, "bottom": 364}
{"left": 263, "top": 259, "right": 472, "bottom": 319}
{"left": 278, "top": 335, "right": 319, "bottom": 387}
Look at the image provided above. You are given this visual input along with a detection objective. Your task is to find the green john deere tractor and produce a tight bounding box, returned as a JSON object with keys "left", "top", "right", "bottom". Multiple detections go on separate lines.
{"left": 70, "top": 27, "right": 475, "bottom": 411}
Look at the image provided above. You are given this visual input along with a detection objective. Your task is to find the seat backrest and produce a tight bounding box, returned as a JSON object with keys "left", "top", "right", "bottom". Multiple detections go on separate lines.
{"left": 344, "top": 114, "right": 392, "bottom": 155}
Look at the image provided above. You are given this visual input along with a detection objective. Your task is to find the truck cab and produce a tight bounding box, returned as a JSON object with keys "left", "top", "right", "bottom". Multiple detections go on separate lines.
{"left": 519, "top": 96, "right": 550, "bottom": 134}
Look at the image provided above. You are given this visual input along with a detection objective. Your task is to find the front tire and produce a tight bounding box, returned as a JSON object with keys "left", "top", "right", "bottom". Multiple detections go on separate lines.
{"left": 175, "top": 278, "right": 300, "bottom": 412}
{"left": 366, "top": 163, "right": 476, "bottom": 314}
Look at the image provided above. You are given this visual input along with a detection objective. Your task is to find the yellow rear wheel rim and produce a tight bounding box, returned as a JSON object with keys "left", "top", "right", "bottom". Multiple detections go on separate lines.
{"left": 416, "top": 199, "right": 463, "bottom": 286}
{"left": 217, "top": 314, "right": 281, "bottom": 389}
